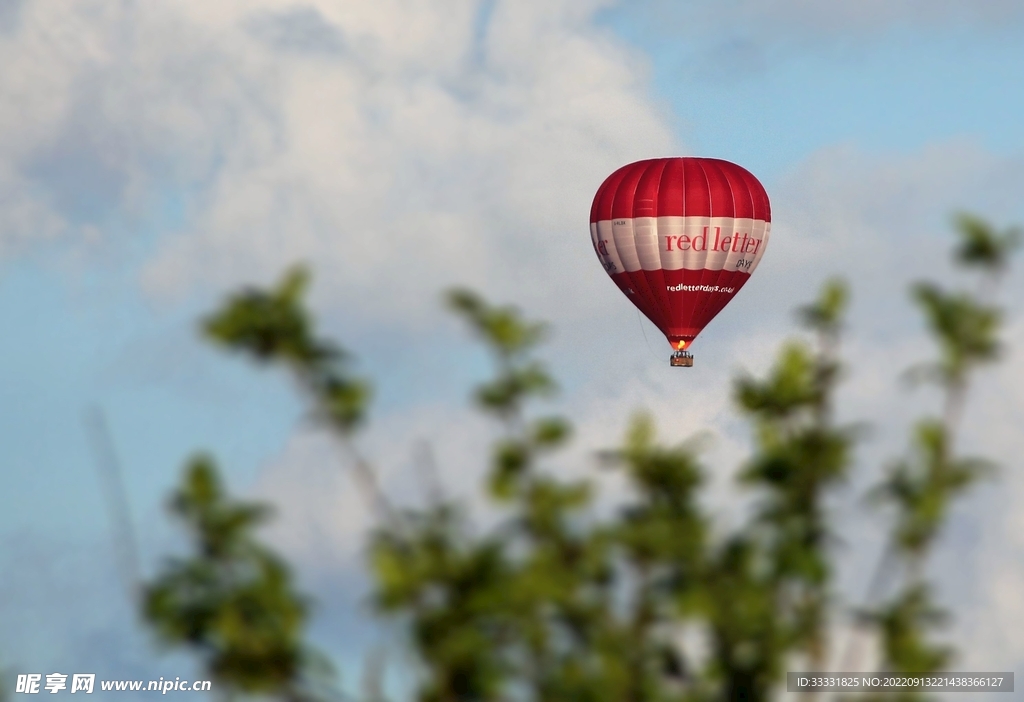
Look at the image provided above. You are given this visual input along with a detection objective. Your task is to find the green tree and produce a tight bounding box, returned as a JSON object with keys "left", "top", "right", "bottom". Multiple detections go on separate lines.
{"left": 143, "top": 456, "right": 335, "bottom": 702}
{"left": 846, "top": 214, "right": 1020, "bottom": 700}
{"left": 153, "top": 213, "right": 1015, "bottom": 701}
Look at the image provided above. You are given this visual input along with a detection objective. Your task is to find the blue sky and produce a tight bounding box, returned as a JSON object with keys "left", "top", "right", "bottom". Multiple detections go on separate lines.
{"left": 2, "top": 1, "right": 1024, "bottom": 698}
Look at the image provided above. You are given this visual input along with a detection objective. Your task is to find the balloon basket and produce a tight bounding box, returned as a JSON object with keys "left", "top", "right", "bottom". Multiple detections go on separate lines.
{"left": 670, "top": 351, "right": 693, "bottom": 368}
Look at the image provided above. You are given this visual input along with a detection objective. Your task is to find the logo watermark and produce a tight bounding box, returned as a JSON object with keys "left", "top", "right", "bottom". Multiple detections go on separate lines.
{"left": 15, "top": 673, "right": 211, "bottom": 694}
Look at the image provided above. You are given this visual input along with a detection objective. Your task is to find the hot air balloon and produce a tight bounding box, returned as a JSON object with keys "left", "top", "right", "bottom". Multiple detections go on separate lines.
{"left": 590, "top": 157, "right": 771, "bottom": 367}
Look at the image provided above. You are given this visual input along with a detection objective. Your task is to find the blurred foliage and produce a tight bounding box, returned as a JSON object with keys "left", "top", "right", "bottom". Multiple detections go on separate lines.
{"left": 143, "top": 456, "right": 337, "bottom": 702}
{"left": 204, "top": 265, "right": 370, "bottom": 434}
{"left": 380, "top": 281, "right": 852, "bottom": 702}
{"left": 856, "top": 586, "right": 952, "bottom": 676}
{"left": 906, "top": 286, "right": 1000, "bottom": 403}
{"left": 951, "top": 213, "right": 1020, "bottom": 275}
{"left": 148, "top": 214, "right": 1016, "bottom": 701}
{"left": 870, "top": 421, "right": 993, "bottom": 561}
{"left": 850, "top": 214, "right": 1017, "bottom": 700}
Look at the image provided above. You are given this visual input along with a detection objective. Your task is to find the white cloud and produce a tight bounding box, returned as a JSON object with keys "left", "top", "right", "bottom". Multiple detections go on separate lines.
{"left": 3, "top": 0, "right": 1024, "bottom": 683}
{"left": 946, "top": 319, "right": 1024, "bottom": 675}
{"left": 117, "top": 0, "right": 678, "bottom": 336}
{"left": 250, "top": 138, "right": 1024, "bottom": 681}
{"left": 764, "top": 143, "right": 1024, "bottom": 676}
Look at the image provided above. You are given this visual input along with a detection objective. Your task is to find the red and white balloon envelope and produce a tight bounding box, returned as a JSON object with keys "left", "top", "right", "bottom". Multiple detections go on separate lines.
{"left": 590, "top": 157, "right": 772, "bottom": 366}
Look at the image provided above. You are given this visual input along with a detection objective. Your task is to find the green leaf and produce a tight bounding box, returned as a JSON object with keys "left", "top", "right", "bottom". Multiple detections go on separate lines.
{"left": 797, "top": 277, "right": 849, "bottom": 335}
{"left": 531, "top": 417, "right": 571, "bottom": 449}
{"left": 952, "top": 212, "right": 1021, "bottom": 273}
{"left": 446, "top": 287, "right": 548, "bottom": 357}
{"left": 142, "top": 457, "right": 320, "bottom": 698}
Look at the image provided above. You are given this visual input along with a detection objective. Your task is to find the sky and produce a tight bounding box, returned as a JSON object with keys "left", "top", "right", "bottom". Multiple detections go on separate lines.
{"left": 2, "top": 0, "right": 1024, "bottom": 698}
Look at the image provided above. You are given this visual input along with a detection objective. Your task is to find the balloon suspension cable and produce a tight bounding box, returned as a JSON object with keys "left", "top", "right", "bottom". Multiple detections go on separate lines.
{"left": 636, "top": 310, "right": 663, "bottom": 362}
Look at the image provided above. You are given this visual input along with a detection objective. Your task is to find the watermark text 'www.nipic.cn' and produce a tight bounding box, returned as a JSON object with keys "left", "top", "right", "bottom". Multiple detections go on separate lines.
{"left": 15, "top": 674, "right": 212, "bottom": 694}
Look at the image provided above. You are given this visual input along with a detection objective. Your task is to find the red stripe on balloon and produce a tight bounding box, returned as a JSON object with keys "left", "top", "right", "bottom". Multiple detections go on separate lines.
{"left": 591, "top": 158, "right": 770, "bottom": 222}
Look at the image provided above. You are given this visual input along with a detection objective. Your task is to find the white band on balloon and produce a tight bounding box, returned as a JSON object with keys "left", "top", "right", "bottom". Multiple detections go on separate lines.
{"left": 591, "top": 216, "right": 771, "bottom": 275}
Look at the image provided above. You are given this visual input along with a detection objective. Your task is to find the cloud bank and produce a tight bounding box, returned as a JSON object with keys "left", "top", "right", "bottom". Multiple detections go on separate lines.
{"left": 2, "top": 0, "right": 1023, "bottom": 693}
